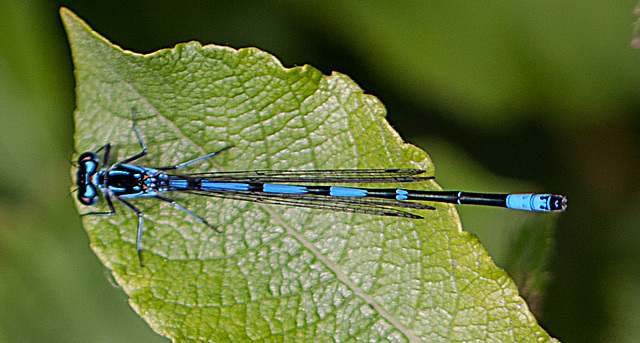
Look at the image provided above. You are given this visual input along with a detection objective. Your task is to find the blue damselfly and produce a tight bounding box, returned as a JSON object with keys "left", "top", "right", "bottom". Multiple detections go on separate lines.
{"left": 76, "top": 114, "right": 567, "bottom": 265}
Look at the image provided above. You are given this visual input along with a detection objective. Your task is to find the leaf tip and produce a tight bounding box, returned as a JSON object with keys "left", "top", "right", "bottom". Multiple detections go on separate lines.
{"left": 59, "top": 7, "right": 93, "bottom": 35}
{"left": 59, "top": 7, "right": 75, "bottom": 23}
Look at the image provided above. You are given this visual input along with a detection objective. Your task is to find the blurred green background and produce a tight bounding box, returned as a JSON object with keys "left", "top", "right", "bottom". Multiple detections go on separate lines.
{"left": 1, "top": 1, "right": 639, "bottom": 342}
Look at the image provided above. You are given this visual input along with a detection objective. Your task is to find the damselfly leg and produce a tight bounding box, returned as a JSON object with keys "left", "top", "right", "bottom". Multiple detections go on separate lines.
{"left": 77, "top": 110, "right": 229, "bottom": 265}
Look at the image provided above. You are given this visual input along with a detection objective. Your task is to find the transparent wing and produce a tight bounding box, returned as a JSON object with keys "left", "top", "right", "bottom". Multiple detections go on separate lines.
{"left": 181, "top": 168, "right": 433, "bottom": 183}
{"left": 183, "top": 190, "right": 433, "bottom": 219}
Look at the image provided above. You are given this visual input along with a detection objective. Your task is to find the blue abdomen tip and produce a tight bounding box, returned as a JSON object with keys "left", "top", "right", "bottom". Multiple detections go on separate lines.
{"left": 506, "top": 194, "right": 553, "bottom": 212}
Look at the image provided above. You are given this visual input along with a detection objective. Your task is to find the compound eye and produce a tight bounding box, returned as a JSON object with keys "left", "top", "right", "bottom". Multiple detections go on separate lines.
{"left": 77, "top": 151, "right": 98, "bottom": 165}
{"left": 78, "top": 184, "right": 98, "bottom": 206}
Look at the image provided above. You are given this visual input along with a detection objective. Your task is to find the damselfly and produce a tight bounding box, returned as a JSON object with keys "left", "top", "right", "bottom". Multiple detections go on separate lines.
{"left": 76, "top": 116, "right": 567, "bottom": 265}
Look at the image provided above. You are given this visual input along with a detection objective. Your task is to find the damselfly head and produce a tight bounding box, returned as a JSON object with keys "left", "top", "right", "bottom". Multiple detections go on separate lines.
{"left": 76, "top": 152, "right": 100, "bottom": 206}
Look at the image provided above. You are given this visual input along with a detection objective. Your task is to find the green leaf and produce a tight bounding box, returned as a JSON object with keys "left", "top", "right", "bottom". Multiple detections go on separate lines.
{"left": 61, "top": 7, "right": 558, "bottom": 343}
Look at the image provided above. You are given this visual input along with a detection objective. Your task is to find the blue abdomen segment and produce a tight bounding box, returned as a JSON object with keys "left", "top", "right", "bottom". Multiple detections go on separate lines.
{"left": 263, "top": 184, "right": 309, "bottom": 194}
{"left": 506, "top": 194, "right": 553, "bottom": 212}
{"left": 396, "top": 189, "right": 409, "bottom": 201}
{"left": 169, "top": 179, "right": 189, "bottom": 189}
{"left": 329, "top": 187, "right": 368, "bottom": 197}
{"left": 201, "top": 181, "right": 250, "bottom": 191}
